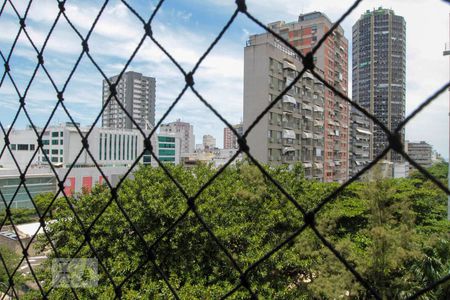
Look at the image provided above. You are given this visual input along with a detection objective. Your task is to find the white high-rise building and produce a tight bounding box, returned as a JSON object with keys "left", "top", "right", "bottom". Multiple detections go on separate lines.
{"left": 102, "top": 71, "right": 156, "bottom": 130}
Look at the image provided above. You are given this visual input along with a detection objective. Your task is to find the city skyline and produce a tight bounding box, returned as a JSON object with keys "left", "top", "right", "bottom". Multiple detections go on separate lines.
{"left": 0, "top": 0, "right": 448, "bottom": 161}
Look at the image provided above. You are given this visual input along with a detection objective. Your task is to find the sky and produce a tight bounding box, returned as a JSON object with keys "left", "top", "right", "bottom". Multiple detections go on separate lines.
{"left": 0, "top": 0, "right": 449, "bottom": 159}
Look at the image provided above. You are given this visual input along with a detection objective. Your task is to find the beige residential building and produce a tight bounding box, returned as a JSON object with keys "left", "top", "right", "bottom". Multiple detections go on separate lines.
{"left": 244, "top": 33, "right": 325, "bottom": 181}
{"left": 263, "top": 12, "right": 350, "bottom": 182}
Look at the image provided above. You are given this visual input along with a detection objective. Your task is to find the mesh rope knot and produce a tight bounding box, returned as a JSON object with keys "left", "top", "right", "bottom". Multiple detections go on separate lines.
{"left": 57, "top": 91, "right": 64, "bottom": 102}
{"left": 37, "top": 53, "right": 44, "bottom": 65}
{"left": 81, "top": 40, "right": 89, "bottom": 52}
{"left": 388, "top": 131, "right": 403, "bottom": 154}
{"left": 19, "top": 18, "right": 26, "bottom": 29}
{"left": 237, "top": 136, "right": 249, "bottom": 153}
{"left": 58, "top": 1, "right": 65, "bottom": 12}
{"left": 185, "top": 72, "right": 195, "bottom": 87}
{"left": 304, "top": 212, "right": 316, "bottom": 227}
{"left": 4, "top": 62, "right": 10, "bottom": 72}
{"left": 144, "top": 137, "right": 152, "bottom": 152}
{"left": 110, "top": 83, "right": 117, "bottom": 97}
{"left": 235, "top": 0, "right": 247, "bottom": 13}
{"left": 303, "top": 52, "right": 315, "bottom": 71}
{"left": 144, "top": 22, "right": 152, "bottom": 37}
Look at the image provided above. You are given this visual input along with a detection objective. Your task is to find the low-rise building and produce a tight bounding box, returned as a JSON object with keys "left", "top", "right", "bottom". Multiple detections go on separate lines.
{"left": 407, "top": 141, "right": 433, "bottom": 170}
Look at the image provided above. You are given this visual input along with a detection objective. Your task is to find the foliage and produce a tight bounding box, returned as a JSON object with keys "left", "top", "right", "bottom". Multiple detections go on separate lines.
{"left": 18, "top": 162, "right": 450, "bottom": 299}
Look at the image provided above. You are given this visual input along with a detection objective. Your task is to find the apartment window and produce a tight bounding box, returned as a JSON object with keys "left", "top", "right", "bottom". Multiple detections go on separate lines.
{"left": 158, "top": 136, "right": 175, "bottom": 143}
{"left": 17, "top": 144, "right": 29, "bottom": 151}
{"left": 60, "top": 149, "right": 63, "bottom": 155}
{"left": 131, "top": 136, "right": 134, "bottom": 160}
{"left": 51, "top": 157, "right": 58, "bottom": 163}
{"left": 52, "top": 132, "right": 59, "bottom": 137}
{"left": 114, "top": 134, "right": 117, "bottom": 160}
{"left": 42, "top": 139, "right": 49, "bottom": 145}
{"left": 127, "top": 135, "right": 130, "bottom": 160}
{"left": 52, "top": 149, "right": 59, "bottom": 155}
{"left": 135, "top": 135, "right": 138, "bottom": 159}
{"left": 109, "top": 134, "right": 112, "bottom": 160}
{"left": 159, "top": 149, "right": 175, "bottom": 156}
{"left": 118, "top": 135, "right": 121, "bottom": 161}
{"left": 60, "top": 132, "right": 64, "bottom": 137}
{"left": 11, "top": 144, "right": 16, "bottom": 150}
{"left": 60, "top": 139, "right": 63, "bottom": 145}
{"left": 99, "top": 133, "right": 102, "bottom": 161}
{"left": 160, "top": 157, "right": 175, "bottom": 162}
{"left": 122, "top": 134, "right": 126, "bottom": 160}
{"left": 52, "top": 140, "right": 59, "bottom": 145}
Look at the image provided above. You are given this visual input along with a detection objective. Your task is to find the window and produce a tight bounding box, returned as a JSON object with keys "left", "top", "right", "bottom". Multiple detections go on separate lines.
{"left": 158, "top": 136, "right": 175, "bottom": 143}
{"left": 52, "top": 132, "right": 59, "bottom": 137}
{"left": 11, "top": 144, "right": 16, "bottom": 150}
{"left": 159, "top": 149, "right": 175, "bottom": 156}
{"left": 52, "top": 149, "right": 59, "bottom": 155}
{"left": 60, "top": 149, "right": 63, "bottom": 155}
{"left": 160, "top": 157, "right": 175, "bottom": 162}
{"left": 52, "top": 140, "right": 58, "bottom": 145}
{"left": 60, "top": 131, "right": 63, "bottom": 137}
{"left": 51, "top": 157, "right": 58, "bottom": 163}
{"left": 17, "top": 144, "right": 29, "bottom": 151}
{"left": 159, "top": 143, "right": 175, "bottom": 149}
{"left": 99, "top": 133, "right": 102, "bottom": 161}
{"left": 60, "top": 139, "right": 63, "bottom": 145}
{"left": 30, "top": 144, "right": 35, "bottom": 151}
{"left": 42, "top": 139, "right": 49, "bottom": 145}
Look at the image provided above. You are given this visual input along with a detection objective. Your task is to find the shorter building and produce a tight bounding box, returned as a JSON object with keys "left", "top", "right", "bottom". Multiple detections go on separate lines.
{"left": 349, "top": 108, "right": 372, "bottom": 177}
{"left": 181, "top": 148, "right": 241, "bottom": 168}
{"left": 223, "top": 123, "right": 244, "bottom": 149}
{"left": 203, "top": 135, "right": 216, "bottom": 151}
{"left": 407, "top": 141, "right": 433, "bottom": 170}
{"left": 0, "top": 123, "right": 181, "bottom": 170}
{"left": 0, "top": 124, "right": 182, "bottom": 209}
{"left": 0, "top": 222, "right": 45, "bottom": 256}
{"left": 160, "top": 119, "right": 195, "bottom": 154}
{"left": 0, "top": 168, "right": 56, "bottom": 209}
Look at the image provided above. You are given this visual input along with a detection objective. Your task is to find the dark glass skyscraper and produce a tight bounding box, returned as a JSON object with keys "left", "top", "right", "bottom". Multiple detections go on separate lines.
{"left": 352, "top": 8, "right": 406, "bottom": 163}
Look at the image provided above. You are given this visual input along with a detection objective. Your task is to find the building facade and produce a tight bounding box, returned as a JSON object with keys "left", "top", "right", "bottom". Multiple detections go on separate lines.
{"left": 223, "top": 123, "right": 244, "bottom": 149}
{"left": 407, "top": 141, "right": 433, "bottom": 170}
{"left": 202, "top": 134, "right": 216, "bottom": 150}
{"left": 159, "top": 119, "right": 195, "bottom": 154}
{"left": 244, "top": 33, "right": 326, "bottom": 181}
{"left": 102, "top": 71, "right": 156, "bottom": 130}
{"left": 0, "top": 124, "right": 180, "bottom": 170}
{"left": 349, "top": 108, "right": 372, "bottom": 177}
{"left": 352, "top": 8, "right": 406, "bottom": 163}
{"left": 266, "top": 12, "right": 350, "bottom": 182}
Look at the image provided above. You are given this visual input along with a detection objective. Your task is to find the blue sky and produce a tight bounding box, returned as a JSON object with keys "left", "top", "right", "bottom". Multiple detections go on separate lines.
{"left": 1, "top": 0, "right": 449, "bottom": 161}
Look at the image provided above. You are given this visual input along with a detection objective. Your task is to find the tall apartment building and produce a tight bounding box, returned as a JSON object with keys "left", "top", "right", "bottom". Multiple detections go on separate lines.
{"left": 352, "top": 8, "right": 406, "bottom": 163}
{"left": 223, "top": 123, "right": 243, "bottom": 149}
{"left": 407, "top": 141, "right": 433, "bottom": 170}
{"left": 102, "top": 71, "right": 156, "bottom": 130}
{"left": 160, "top": 119, "right": 195, "bottom": 154}
{"left": 244, "top": 33, "right": 326, "bottom": 181}
{"left": 252, "top": 12, "right": 349, "bottom": 182}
